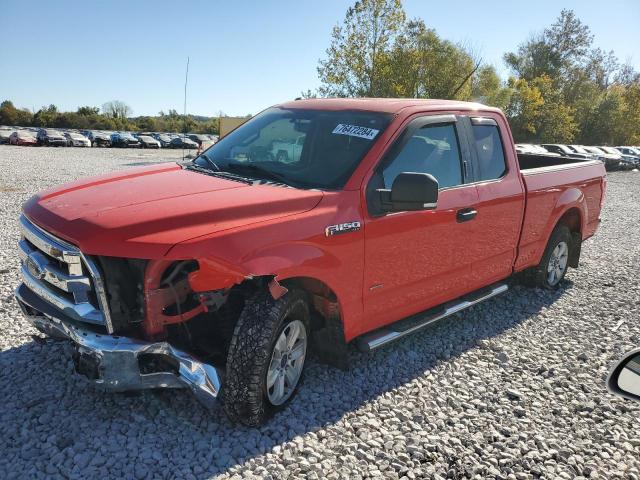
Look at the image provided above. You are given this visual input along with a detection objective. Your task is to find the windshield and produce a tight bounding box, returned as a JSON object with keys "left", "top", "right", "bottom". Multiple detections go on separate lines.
{"left": 194, "top": 107, "right": 393, "bottom": 189}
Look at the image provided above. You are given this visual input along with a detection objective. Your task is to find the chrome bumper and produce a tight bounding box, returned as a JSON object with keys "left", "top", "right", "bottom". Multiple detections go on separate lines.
{"left": 15, "top": 283, "right": 222, "bottom": 409}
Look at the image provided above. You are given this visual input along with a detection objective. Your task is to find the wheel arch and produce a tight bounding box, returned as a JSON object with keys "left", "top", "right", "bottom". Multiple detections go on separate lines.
{"left": 278, "top": 276, "right": 349, "bottom": 370}
{"left": 539, "top": 201, "right": 585, "bottom": 271}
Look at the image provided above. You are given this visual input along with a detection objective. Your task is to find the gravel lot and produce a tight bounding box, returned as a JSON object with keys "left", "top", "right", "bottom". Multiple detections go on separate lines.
{"left": 0, "top": 145, "right": 639, "bottom": 479}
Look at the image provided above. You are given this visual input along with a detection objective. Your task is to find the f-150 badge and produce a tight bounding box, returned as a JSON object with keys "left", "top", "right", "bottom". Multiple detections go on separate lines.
{"left": 325, "top": 221, "right": 361, "bottom": 236}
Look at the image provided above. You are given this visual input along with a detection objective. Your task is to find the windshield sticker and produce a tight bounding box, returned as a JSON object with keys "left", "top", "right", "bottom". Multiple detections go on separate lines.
{"left": 332, "top": 124, "right": 380, "bottom": 140}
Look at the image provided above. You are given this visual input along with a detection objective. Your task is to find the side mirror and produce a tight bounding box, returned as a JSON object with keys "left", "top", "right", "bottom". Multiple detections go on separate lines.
{"left": 607, "top": 348, "right": 640, "bottom": 402}
{"left": 377, "top": 172, "right": 438, "bottom": 212}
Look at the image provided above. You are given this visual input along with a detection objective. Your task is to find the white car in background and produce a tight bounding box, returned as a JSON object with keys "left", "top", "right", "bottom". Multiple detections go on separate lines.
{"left": 515, "top": 143, "right": 560, "bottom": 156}
{"left": 64, "top": 132, "right": 91, "bottom": 147}
{"left": 271, "top": 135, "right": 305, "bottom": 163}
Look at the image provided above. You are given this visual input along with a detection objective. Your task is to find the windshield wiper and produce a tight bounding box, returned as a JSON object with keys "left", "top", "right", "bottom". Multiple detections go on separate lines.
{"left": 225, "top": 162, "right": 295, "bottom": 187}
{"left": 185, "top": 163, "right": 253, "bottom": 185}
{"left": 198, "top": 153, "right": 221, "bottom": 171}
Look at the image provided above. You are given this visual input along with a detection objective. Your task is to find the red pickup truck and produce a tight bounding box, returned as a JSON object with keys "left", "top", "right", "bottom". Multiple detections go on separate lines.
{"left": 15, "top": 99, "right": 606, "bottom": 425}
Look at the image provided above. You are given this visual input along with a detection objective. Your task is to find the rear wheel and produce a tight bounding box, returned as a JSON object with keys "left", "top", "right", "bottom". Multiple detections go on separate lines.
{"left": 223, "top": 289, "right": 309, "bottom": 426}
{"left": 522, "top": 225, "right": 572, "bottom": 289}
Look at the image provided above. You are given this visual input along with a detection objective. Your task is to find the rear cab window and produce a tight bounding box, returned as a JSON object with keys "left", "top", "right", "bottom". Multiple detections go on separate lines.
{"left": 469, "top": 117, "right": 507, "bottom": 182}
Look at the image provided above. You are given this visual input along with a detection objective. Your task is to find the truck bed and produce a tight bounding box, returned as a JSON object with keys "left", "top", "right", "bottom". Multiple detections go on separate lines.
{"left": 517, "top": 152, "right": 592, "bottom": 170}
{"left": 514, "top": 153, "right": 606, "bottom": 271}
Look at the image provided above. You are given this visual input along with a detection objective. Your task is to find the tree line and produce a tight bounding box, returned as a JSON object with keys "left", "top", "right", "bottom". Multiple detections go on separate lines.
{"left": 315, "top": 1, "right": 640, "bottom": 145}
{"left": 0, "top": 100, "right": 221, "bottom": 134}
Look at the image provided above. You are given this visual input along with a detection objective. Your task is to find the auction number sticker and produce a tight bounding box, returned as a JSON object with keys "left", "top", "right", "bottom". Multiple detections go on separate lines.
{"left": 332, "top": 124, "right": 380, "bottom": 140}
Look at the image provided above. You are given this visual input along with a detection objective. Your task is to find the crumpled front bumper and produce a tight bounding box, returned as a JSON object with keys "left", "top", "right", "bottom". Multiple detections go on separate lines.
{"left": 15, "top": 283, "right": 222, "bottom": 409}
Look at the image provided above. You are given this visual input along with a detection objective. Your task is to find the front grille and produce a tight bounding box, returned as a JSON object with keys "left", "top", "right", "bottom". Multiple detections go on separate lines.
{"left": 18, "top": 215, "right": 114, "bottom": 332}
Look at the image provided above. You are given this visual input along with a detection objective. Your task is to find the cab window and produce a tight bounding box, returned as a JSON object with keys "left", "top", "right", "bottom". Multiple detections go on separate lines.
{"left": 382, "top": 124, "right": 463, "bottom": 189}
{"left": 471, "top": 123, "right": 507, "bottom": 181}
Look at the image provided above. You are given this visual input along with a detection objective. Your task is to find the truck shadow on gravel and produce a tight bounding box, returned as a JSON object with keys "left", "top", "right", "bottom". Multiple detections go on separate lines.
{"left": 0, "top": 281, "right": 571, "bottom": 478}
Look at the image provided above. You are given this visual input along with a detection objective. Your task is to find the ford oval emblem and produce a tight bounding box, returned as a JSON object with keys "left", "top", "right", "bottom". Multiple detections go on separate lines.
{"left": 26, "top": 256, "right": 45, "bottom": 280}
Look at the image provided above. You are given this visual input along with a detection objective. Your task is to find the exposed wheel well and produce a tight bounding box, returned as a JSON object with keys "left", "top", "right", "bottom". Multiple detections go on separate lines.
{"left": 557, "top": 207, "right": 582, "bottom": 235}
{"left": 279, "top": 277, "right": 349, "bottom": 369}
{"left": 556, "top": 207, "right": 582, "bottom": 268}
{"left": 280, "top": 278, "right": 340, "bottom": 326}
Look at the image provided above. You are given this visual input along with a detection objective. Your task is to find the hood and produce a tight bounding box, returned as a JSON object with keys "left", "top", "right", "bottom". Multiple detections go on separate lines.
{"left": 24, "top": 163, "right": 324, "bottom": 259}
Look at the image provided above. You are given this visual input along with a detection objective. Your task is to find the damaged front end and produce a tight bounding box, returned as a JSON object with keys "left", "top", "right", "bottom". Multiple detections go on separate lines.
{"left": 15, "top": 283, "right": 222, "bottom": 408}
{"left": 14, "top": 215, "right": 229, "bottom": 408}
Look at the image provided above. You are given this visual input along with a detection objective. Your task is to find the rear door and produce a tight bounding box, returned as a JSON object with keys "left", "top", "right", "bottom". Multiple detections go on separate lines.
{"left": 462, "top": 116, "right": 525, "bottom": 289}
{"left": 362, "top": 114, "right": 482, "bottom": 333}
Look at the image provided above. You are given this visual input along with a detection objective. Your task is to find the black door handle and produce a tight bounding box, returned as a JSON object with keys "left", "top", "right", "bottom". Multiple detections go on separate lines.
{"left": 456, "top": 208, "right": 477, "bottom": 223}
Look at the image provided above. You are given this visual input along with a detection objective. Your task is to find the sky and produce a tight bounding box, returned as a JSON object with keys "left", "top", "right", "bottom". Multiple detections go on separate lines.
{"left": 1, "top": 0, "right": 638, "bottom": 117}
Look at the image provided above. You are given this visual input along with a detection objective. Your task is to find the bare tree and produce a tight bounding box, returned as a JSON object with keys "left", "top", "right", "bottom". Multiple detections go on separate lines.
{"left": 102, "top": 100, "right": 132, "bottom": 119}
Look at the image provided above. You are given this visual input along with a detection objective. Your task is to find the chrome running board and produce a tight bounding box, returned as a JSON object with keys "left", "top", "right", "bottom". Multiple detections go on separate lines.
{"left": 356, "top": 283, "right": 509, "bottom": 352}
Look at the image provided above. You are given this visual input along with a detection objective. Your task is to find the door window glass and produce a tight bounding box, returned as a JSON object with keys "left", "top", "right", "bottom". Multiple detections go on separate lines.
{"left": 382, "top": 124, "right": 463, "bottom": 189}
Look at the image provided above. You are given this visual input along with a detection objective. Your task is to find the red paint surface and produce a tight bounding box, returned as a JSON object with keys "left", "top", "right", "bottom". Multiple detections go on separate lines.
{"left": 23, "top": 99, "right": 606, "bottom": 341}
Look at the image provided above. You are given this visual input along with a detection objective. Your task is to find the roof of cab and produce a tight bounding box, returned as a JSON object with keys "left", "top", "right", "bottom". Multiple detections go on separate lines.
{"left": 278, "top": 97, "right": 499, "bottom": 114}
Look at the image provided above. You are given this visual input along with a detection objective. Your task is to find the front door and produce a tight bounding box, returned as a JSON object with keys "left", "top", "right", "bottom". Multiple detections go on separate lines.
{"left": 362, "top": 115, "right": 482, "bottom": 334}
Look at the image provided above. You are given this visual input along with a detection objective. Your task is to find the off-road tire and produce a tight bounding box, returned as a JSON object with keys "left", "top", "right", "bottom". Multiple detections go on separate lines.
{"left": 223, "top": 289, "right": 310, "bottom": 426}
{"left": 522, "top": 224, "right": 572, "bottom": 289}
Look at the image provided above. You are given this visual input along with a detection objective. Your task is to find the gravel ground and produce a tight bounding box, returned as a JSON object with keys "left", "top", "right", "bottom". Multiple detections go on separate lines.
{"left": 0, "top": 145, "right": 639, "bottom": 479}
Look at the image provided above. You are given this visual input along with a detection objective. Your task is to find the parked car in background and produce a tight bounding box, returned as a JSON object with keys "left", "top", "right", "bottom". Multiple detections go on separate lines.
{"left": 64, "top": 132, "right": 91, "bottom": 147}
{"left": 515, "top": 144, "right": 560, "bottom": 156}
{"left": 138, "top": 135, "right": 161, "bottom": 148}
{"left": 111, "top": 132, "right": 141, "bottom": 148}
{"left": 271, "top": 135, "right": 305, "bottom": 162}
{"left": 187, "top": 134, "right": 210, "bottom": 146}
{"left": 0, "top": 128, "right": 14, "bottom": 144}
{"left": 568, "top": 145, "right": 603, "bottom": 161}
{"left": 616, "top": 146, "right": 640, "bottom": 158}
{"left": 169, "top": 136, "right": 198, "bottom": 149}
{"left": 599, "top": 146, "right": 640, "bottom": 167}
{"left": 37, "top": 129, "right": 67, "bottom": 146}
{"left": 152, "top": 133, "right": 172, "bottom": 147}
{"left": 87, "top": 131, "right": 112, "bottom": 147}
{"left": 9, "top": 130, "right": 38, "bottom": 146}
{"left": 541, "top": 144, "right": 590, "bottom": 160}
{"left": 580, "top": 146, "right": 632, "bottom": 170}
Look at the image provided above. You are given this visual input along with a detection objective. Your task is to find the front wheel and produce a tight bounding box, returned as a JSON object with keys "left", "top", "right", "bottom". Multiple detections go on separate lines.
{"left": 223, "top": 289, "right": 309, "bottom": 426}
{"left": 522, "top": 225, "right": 572, "bottom": 289}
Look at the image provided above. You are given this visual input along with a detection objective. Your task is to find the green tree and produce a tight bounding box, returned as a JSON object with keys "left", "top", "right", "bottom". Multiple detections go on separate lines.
{"left": 504, "top": 9, "right": 593, "bottom": 87}
{"left": 530, "top": 75, "right": 578, "bottom": 143}
{"left": 0, "top": 100, "right": 32, "bottom": 126}
{"left": 471, "top": 65, "right": 512, "bottom": 110}
{"left": 77, "top": 106, "right": 100, "bottom": 116}
{"left": 317, "top": 0, "right": 406, "bottom": 97}
{"left": 32, "top": 104, "right": 59, "bottom": 127}
{"left": 503, "top": 77, "right": 544, "bottom": 140}
{"left": 387, "top": 20, "right": 479, "bottom": 99}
